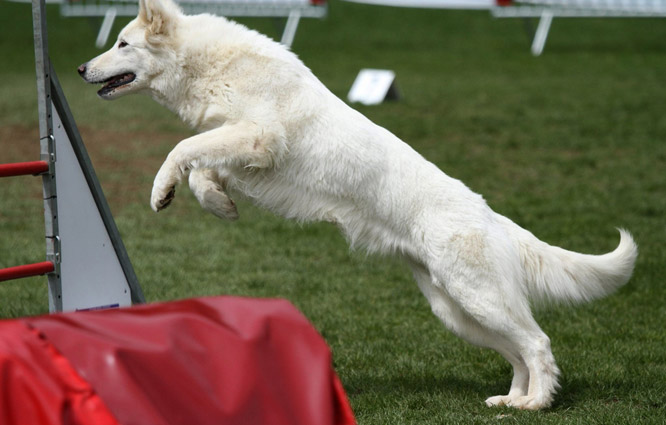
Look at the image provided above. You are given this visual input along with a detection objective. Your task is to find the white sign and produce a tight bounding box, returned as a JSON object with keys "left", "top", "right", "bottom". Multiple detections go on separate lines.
{"left": 348, "top": 69, "right": 399, "bottom": 106}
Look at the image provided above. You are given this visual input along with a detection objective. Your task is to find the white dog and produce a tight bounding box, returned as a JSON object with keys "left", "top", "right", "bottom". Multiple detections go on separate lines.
{"left": 79, "top": 0, "right": 637, "bottom": 410}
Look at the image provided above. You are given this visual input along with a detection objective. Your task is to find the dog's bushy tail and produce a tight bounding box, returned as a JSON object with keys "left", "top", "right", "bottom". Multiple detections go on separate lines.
{"left": 512, "top": 226, "right": 638, "bottom": 306}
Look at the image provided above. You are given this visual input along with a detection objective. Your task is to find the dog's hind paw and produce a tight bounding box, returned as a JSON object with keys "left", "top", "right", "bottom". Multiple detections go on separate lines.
{"left": 508, "top": 395, "right": 552, "bottom": 411}
{"left": 485, "top": 395, "right": 513, "bottom": 407}
{"left": 487, "top": 394, "right": 553, "bottom": 410}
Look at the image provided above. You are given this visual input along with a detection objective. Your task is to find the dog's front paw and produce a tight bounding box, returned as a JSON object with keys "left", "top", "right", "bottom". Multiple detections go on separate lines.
{"left": 151, "top": 185, "right": 176, "bottom": 212}
{"left": 201, "top": 187, "right": 239, "bottom": 220}
{"left": 188, "top": 169, "right": 239, "bottom": 220}
{"left": 151, "top": 162, "right": 181, "bottom": 212}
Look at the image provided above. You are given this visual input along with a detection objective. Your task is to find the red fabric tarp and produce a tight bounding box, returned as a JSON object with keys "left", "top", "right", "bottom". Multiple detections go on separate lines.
{"left": 0, "top": 296, "right": 356, "bottom": 425}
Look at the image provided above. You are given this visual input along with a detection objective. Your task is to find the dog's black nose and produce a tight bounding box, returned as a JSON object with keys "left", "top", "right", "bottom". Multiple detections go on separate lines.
{"left": 77, "top": 63, "right": 86, "bottom": 76}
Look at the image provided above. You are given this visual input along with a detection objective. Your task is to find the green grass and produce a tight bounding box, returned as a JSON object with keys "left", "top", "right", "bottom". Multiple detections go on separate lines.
{"left": 1, "top": 1, "right": 665, "bottom": 423}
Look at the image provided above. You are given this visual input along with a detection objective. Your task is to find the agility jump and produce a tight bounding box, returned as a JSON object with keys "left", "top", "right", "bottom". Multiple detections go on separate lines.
{"left": 0, "top": 0, "right": 144, "bottom": 312}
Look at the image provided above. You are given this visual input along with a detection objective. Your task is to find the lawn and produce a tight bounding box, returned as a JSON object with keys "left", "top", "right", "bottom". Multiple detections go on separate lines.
{"left": 1, "top": 0, "right": 665, "bottom": 423}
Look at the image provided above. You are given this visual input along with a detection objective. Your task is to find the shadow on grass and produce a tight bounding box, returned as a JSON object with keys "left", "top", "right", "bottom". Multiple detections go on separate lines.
{"left": 543, "top": 41, "right": 666, "bottom": 56}
{"left": 344, "top": 371, "right": 502, "bottom": 402}
{"left": 556, "top": 376, "right": 666, "bottom": 412}
{"left": 346, "top": 369, "right": 658, "bottom": 413}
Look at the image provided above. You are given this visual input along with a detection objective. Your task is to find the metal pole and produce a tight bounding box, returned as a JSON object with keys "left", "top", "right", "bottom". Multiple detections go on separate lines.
{"left": 32, "top": 0, "right": 63, "bottom": 312}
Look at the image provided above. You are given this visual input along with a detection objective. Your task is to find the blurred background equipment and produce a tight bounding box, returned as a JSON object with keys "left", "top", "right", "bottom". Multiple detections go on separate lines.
{"left": 493, "top": 0, "right": 666, "bottom": 55}
{"left": 57, "top": 0, "right": 328, "bottom": 47}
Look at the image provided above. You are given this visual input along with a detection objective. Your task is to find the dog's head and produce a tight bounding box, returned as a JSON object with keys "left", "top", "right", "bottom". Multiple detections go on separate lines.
{"left": 78, "top": 0, "right": 182, "bottom": 100}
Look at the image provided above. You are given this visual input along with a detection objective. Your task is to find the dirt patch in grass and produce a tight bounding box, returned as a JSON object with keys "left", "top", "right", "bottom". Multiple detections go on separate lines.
{"left": 0, "top": 124, "right": 187, "bottom": 209}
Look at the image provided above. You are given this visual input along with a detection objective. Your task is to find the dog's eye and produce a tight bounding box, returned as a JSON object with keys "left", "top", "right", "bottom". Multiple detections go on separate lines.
{"left": 118, "top": 41, "right": 128, "bottom": 48}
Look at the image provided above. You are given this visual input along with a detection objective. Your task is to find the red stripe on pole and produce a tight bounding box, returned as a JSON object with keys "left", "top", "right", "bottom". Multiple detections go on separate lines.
{"left": 0, "top": 161, "right": 50, "bottom": 178}
{"left": 0, "top": 261, "right": 55, "bottom": 282}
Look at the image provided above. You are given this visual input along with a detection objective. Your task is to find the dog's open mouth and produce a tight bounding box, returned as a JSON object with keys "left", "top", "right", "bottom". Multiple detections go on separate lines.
{"left": 97, "top": 73, "right": 136, "bottom": 96}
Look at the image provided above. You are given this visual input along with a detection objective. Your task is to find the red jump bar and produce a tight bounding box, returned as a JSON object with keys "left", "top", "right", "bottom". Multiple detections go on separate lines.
{"left": 0, "top": 161, "right": 50, "bottom": 178}
{"left": 0, "top": 261, "right": 55, "bottom": 282}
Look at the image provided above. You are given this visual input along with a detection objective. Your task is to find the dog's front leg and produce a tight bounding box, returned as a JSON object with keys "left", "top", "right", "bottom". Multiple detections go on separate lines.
{"left": 150, "top": 120, "right": 284, "bottom": 213}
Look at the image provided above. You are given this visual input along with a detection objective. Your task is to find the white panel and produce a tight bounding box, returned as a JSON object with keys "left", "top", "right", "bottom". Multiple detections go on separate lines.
{"left": 342, "top": 0, "right": 494, "bottom": 9}
{"left": 52, "top": 107, "right": 132, "bottom": 311}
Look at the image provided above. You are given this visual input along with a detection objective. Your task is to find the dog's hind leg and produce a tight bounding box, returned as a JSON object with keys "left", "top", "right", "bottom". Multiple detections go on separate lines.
{"left": 412, "top": 255, "right": 559, "bottom": 409}
{"left": 188, "top": 169, "right": 238, "bottom": 220}
{"left": 412, "top": 266, "right": 529, "bottom": 406}
{"left": 444, "top": 275, "right": 559, "bottom": 410}
{"left": 504, "top": 330, "right": 560, "bottom": 410}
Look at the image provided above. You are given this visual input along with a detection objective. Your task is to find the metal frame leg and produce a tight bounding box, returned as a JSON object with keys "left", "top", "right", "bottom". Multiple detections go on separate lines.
{"left": 281, "top": 10, "right": 301, "bottom": 48}
{"left": 531, "top": 9, "right": 554, "bottom": 56}
{"left": 96, "top": 7, "right": 117, "bottom": 48}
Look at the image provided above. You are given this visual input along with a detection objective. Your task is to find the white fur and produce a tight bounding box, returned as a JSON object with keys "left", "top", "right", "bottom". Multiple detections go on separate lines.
{"left": 80, "top": 0, "right": 638, "bottom": 410}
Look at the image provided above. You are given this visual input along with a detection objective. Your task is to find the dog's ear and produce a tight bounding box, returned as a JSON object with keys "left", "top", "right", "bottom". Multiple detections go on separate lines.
{"left": 138, "top": 0, "right": 181, "bottom": 37}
